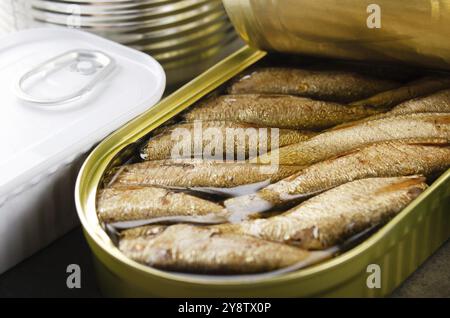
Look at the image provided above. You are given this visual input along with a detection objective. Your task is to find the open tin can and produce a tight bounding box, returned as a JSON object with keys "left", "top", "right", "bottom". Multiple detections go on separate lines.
{"left": 0, "top": 27, "right": 165, "bottom": 274}
{"left": 76, "top": 0, "right": 450, "bottom": 297}
{"left": 76, "top": 45, "right": 450, "bottom": 297}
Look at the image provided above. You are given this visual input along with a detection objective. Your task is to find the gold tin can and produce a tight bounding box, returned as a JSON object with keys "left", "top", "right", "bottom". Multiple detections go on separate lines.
{"left": 223, "top": 0, "right": 450, "bottom": 70}
{"left": 76, "top": 46, "right": 450, "bottom": 297}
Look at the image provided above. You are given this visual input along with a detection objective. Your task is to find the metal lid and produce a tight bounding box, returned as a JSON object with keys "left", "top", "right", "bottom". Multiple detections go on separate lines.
{"left": 0, "top": 27, "right": 165, "bottom": 200}
{"left": 223, "top": 0, "right": 450, "bottom": 70}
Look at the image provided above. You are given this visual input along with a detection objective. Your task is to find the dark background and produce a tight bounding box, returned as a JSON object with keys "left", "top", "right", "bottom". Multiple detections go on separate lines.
{"left": 0, "top": 227, "right": 449, "bottom": 298}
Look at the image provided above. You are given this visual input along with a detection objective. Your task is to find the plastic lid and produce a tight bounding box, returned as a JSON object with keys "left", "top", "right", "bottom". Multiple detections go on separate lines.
{"left": 0, "top": 28, "right": 165, "bottom": 199}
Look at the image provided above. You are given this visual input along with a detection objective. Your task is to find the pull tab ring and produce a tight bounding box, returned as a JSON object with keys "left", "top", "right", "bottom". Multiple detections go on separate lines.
{"left": 14, "top": 49, "right": 115, "bottom": 106}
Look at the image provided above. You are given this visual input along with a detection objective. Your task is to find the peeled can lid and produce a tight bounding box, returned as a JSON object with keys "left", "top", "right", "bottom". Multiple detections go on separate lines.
{"left": 0, "top": 27, "right": 166, "bottom": 199}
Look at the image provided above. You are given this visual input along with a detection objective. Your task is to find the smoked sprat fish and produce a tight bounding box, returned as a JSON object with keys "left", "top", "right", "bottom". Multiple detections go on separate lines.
{"left": 256, "top": 113, "right": 450, "bottom": 166}
{"left": 97, "top": 186, "right": 225, "bottom": 223}
{"left": 96, "top": 60, "right": 450, "bottom": 277}
{"left": 351, "top": 77, "right": 450, "bottom": 108}
{"left": 184, "top": 94, "right": 382, "bottom": 130}
{"left": 140, "top": 121, "right": 316, "bottom": 161}
{"left": 309, "top": 60, "right": 420, "bottom": 82}
{"left": 220, "top": 176, "right": 427, "bottom": 249}
{"left": 332, "top": 89, "right": 450, "bottom": 128}
{"left": 378, "top": 88, "right": 450, "bottom": 116}
{"left": 226, "top": 139, "right": 450, "bottom": 214}
{"left": 107, "top": 159, "right": 303, "bottom": 189}
{"left": 227, "top": 67, "right": 399, "bottom": 102}
{"left": 119, "top": 224, "right": 313, "bottom": 274}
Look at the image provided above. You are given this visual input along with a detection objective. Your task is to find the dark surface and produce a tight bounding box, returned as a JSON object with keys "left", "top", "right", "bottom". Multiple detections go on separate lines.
{"left": 0, "top": 227, "right": 448, "bottom": 298}
{"left": 0, "top": 227, "right": 102, "bottom": 298}
{"left": 392, "top": 238, "right": 450, "bottom": 298}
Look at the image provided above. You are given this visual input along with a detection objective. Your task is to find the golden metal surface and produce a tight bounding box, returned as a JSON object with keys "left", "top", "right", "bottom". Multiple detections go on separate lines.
{"left": 224, "top": 0, "right": 450, "bottom": 70}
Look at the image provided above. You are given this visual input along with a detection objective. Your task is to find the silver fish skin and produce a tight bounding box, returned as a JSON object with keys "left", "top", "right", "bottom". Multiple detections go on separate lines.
{"left": 107, "top": 159, "right": 303, "bottom": 189}
{"left": 227, "top": 67, "right": 399, "bottom": 103}
{"left": 184, "top": 94, "right": 382, "bottom": 130}
{"left": 386, "top": 88, "right": 450, "bottom": 116}
{"left": 97, "top": 186, "right": 225, "bottom": 223}
{"left": 119, "top": 224, "right": 312, "bottom": 274}
{"left": 255, "top": 113, "right": 450, "bottom": 166}
{"left": 351, "top": 77, "right": 450, "bottom": 108}
{"left": 140, "top": 120, "right": 315, "bottom": 160}
{"left": 220, "top": 176, "right": 427, "bottom": 249}
{"left": 226, "top": 139, "right": 449, "bottom": 215}
{"left": 341, "top": 88, "right": 450, "bottom": 126}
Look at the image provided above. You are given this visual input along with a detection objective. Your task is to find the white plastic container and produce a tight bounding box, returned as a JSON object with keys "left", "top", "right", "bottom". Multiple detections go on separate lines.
{"left": 0, "top": 28, "right": 165, "bottom": 274}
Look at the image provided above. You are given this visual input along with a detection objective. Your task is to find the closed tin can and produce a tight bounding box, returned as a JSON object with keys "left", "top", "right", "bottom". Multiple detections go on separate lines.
{"left": 0, "top": 27, "right": 165, "bottom": 274}
{"left": 223, "top": 0, "right": 450, "bottom": 70}
{"left": 25, "top": 0, "right": 241, "bottom": 87}
{"left": 75, "top": 46, "right": 450, "bottom": 297}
